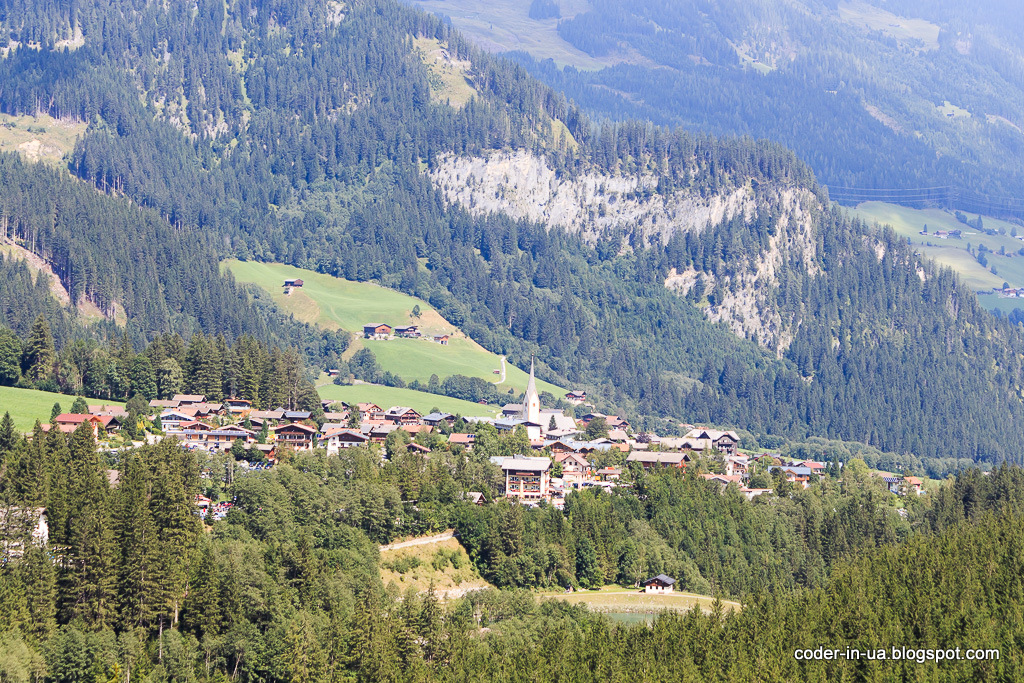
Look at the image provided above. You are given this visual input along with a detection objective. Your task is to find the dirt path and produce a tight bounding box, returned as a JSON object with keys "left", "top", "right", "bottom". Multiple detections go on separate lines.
{"left": 379, "top": 530, "right": 455, "bottom": 552}
{"left": 494, "top": 355, "right": 506, "bottom": 384}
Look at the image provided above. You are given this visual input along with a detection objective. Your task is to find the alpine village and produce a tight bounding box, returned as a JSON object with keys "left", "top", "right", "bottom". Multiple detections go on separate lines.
{"left": 0, "top": 0, "right": 1023, "bottom": 681}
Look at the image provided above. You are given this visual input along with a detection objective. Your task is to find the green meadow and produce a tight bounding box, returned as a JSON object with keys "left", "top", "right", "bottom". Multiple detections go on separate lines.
{"left": 222, "top": 260, "right": 564, "bottom": 395}
{"left": 850, "top": 202, "right": 1024, "bottom": 300}
{"left": 0, "top": 385, "right": 125, "bottom": 431}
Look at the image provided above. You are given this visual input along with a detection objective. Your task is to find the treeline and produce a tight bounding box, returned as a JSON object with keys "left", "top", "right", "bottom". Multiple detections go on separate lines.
{"left": 0, "top": 318, "right": 323, "bottom": 410}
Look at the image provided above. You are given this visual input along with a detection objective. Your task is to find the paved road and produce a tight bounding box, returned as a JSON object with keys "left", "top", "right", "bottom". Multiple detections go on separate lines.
{"left": 494, "top": 355, "right": 506, "bottom": 384}
{"left": 379, "top": 530, "right": 455, "bottom": 552}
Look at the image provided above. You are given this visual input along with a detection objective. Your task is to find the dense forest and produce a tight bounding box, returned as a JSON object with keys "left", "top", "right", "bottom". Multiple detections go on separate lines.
{"left": 2, "top": 419, "right": 1023, "bottom": 680}
{"left": 0, "top": 0, "right": 1022, "bottom": 471}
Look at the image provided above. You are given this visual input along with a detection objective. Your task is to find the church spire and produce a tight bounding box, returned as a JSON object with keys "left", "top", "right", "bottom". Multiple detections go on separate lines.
{"left": 522, "top": 355, "right": 540, "bottom": 424}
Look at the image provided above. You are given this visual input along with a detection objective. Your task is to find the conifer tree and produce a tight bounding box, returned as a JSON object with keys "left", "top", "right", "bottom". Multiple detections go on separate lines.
{"left": 114, "top": 451, "right": 162, "bottom": 630}
{"left": 0, "top": 412, "right": 16, "bottom": 452}
{"left": 70, "top": 396, "right": 89, "bottom": 414}
{"left": 22, "top": 315, "right": 55, "bottom": 383}
{"left": 57, "top": 422, "right": 114, "bottom": 628}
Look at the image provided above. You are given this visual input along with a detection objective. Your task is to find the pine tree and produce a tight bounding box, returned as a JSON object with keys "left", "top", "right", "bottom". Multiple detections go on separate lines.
{"left": 50, "top": 402, "right": 62, "bottom": 422}
{"left": 57, "top": 422, "right": 114, "bottom": 628}
{"left": 114, "top": 451, "right": 162, "bottom": 630}
{"left": 70, "top": 396, "right": 89, "bottom": 414}
{"left": 0, "top": 412, "right": 16, "bottom": 452}
{"left": 22, "top": 315, "right": 55, "bottom": 383}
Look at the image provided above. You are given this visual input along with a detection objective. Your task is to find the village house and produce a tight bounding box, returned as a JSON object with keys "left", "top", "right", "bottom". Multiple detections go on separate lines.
{"left": 500, "top": 456, "right": 552, "bottom": 501}
{"left": 283, "top": 278, "right": 304, "bottom": 288}
{"left": 54, "top": 413, "right": 120, "bottom": 438}
{"left": 385, "top": 406, "right": 422, "bottom": 425}
{"left": 642, "top": 575, "right": 676, "bottom": 594}
{"left": 149, "top": 398, "right": 180, "bottom": 410}
{"left": 625, "top": 452, "right": 692, "bottom": 469}
{"left": 363, "top": 323, "right": 392, "bottom": 339}
{"left": 554, "top": 451, "right": 592, "bottom": 485}
{"left": 322, "top": 428, "right": 370, "bottom": 454}
{"left": 172, "top": 394, "right": 207, "bottom": 406}
{"left": 394, "top": 325, "right": 421, "bottom": 338}
{"left": 224, "top": 398, "right": 252, "bottom": 414}
{"left": 272, "top": 423, "right": 317, "bottom": 450}
{"left": 767, "top": 465, "right": 813, "bottom": 489}
{"left": 595, "top": 466, "right": 622, "bottom": 481}
{"left": 495, "top": 417, "right": 542, "bottom": 441}
{"left": 448, "top": 433, "right": 476, "bottom": 450}
{"left": 355, "top": 403, "right": 385, "bottom": 421}
{"left": 683, "top": 428, "right": 740, "bottom": 457}
{"left": 422, "top": 412, "right": 455, "bottom": 427}
{"left": 89, "top": 405, "right": 128, "bottom": 419}
{"left": 564, "top": 390, "right": 587, "bottom": 405}
{"left": 433, "top": 334, "right": 450, "bottom": 345}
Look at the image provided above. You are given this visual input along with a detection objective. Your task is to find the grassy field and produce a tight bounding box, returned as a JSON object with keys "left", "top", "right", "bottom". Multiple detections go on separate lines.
{"left": 318, "top": 383, "right": 500, "bottom": 417}
{"left": 379, "top": 533, "right": 492, "bottom": 600}
{"left": 409, "top": 0, "right": 614, "bottom": 70}
{"left": 538, "top": 586, "right": 741, "bottom": 616}
{"left": 0, "top": 113, "right": 87, "bottom": 164}
{"left": 413, "top": 37, "right": 478, "bottom": 108}
{"left": 838, "top": 2, "right": 940, "bottom": 50}
{"left": 223, "top": 260, "right": 564, "bottom": 395}
{"left": 937, "top": 100, "right": 971, "bottom": 120}
{"left": 0, "top": 386, "right": 125, "bottom": 431}
{"left": 850, "top": 202, "right": 1024, "bottom": 299}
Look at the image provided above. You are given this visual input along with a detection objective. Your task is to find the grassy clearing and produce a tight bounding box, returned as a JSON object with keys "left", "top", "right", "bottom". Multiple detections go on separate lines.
{"left": 0, "top": 113, "right": 87, "bottom": 165}
{"left": 838, "top": 2, "right": 939, "bottom": 50}
{"left": 937, "top": 100, "right": 971, "bottom": 120}
{"left": 380, "top": 535, "right": 492, "bottom": 599}
{"left": 222, "top": 260, "right": 564, "bottom": 395}
{"left": 850, "top": 202, "right": 1024, "bottom": 299}
{"left": 409, "top": 0, "right": 613, "bottom": 71}
{"left": 538, "top": 586, "right": 741, "bottom": 615}
{"left": 0, "top": 386, "right": 125, "bottom": 432}
{"left": 413, "top": 37, "right": 478, "bottom": 108}
{"left": 318, "top": 383, "right": 500, "bottom": 417}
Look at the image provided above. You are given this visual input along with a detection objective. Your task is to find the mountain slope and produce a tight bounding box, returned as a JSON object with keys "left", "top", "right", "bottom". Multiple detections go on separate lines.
{"left": 1, "top": 0, "right": 1024, "bottom": 470}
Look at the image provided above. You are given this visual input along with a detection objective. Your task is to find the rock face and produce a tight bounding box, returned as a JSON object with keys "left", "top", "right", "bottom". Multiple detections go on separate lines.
{"left": 429, "top": 150, "right": 751, "bottom": 242}
{"left": 429, "top": 150, "right": 823, "bottom": 355}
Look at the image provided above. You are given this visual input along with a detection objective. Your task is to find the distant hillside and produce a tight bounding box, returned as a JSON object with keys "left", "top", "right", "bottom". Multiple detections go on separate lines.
{"left": 223, "top": 260, "right": 564, "bottom": 396}
{"left": 415, "top": 0, "right": 1024, "bottom": 218}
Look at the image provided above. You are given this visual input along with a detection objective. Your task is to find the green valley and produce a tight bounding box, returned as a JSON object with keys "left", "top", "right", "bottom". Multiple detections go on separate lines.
{"left": 318, "top": 382, "right": 500, "bottom": 417}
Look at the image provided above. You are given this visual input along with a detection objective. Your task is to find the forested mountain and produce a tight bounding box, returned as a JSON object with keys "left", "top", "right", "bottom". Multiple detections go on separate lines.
{"left": 1, "top": 0, "right": 1024, "bottom": 470}
{"left": 421, "top": 0, "right": 1024, "bottom": 218}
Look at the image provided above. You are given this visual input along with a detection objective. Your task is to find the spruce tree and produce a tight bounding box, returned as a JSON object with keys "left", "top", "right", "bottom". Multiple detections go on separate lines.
{"left": 22, "top": 315, "right": 56, "bottom": 383}
{"left": 0, "top": 412, "right": 16, "bottom": 452}
{"left": 70, "top": 396, "right": 89, "bottom": 415}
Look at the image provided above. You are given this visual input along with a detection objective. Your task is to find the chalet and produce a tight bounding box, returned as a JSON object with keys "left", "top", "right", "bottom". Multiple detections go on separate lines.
{"left": 701, "top": 473, "right": 744, "bottom": 491}
{"left": 322, "top": 411, "right": 348, "bottom": 422}
{"left": 394, "top": 325, "right": 421, "bottom": 338}
{"left": 495, "top": 417, "right": 542, "bottom": 441}
{"left": 283, "top": 278, "right": 304, "bottom": 288}
{"left": 905, "top": 476, "right": 924, "bottom": 495}
{"left": 367, "top": 424, "right": 401, "bottom": 442}
{"left": 54, "top": 414, "right": 119, "bottom": 438}
{"left": 355, "top": 403, "right": 385, "bottom": 421}
{"left": 160, "top": 410, "right": 197, "bottom": 432}
{"left": 606, "top": 417, "right": 631, "bottom": 431}
{"left": 250, "top": 410, "right": 285, "bottom": 422}
{"left": 881, "top": 475, "right": 925, "bottom": 496}
{"left": 767, "top": 465, "right": 813, "bottom": 489}
{"left": 595, "top": 466, "right": 622, "bottom": 481}
{"left": 189, "top": 403, "right": 223, "bottom": 418}
{"left": 363, "top": 323, "right": 392, "bottom": 339}
{"left": 579, "top": 412, "right": 606, "bottom": 424}
{"left": 554, "top": 451, "right": 591, "bottom": 484}
{"left": 501, "top": 403, "right": 524, "bottom": 417}
{"left": 400, "top": 424, "right": 434, "bottom": 436}
{"left": 625, "top": 452, "right": 692, "bottom": 469}
{"left": 448, "top": 433, "right": 476, "bottom": 450}
{"left": 500, "top": 456, "right": 552, "bottom": 501}
{"left": 283, "top": 411, "right": 312, "bottom": 422}
{"left": 201, "top": 425, "right": 255, "bottom": 451}
{"left": 422, "top": 412, "right": 455, "bottom": 427}
{"left": 384, "top": 406, "right": 421, "bottom": 425}
{"left": 682, "top": 428, "right": 740, "bottom": 457}
{"left": 89, "top": 405, "right": 128, "bottom": 419}
{"left": 539, "top": 409, "right": 577, "bottom": 434}
{"left": 642, "top": 575, "right": 676, "bottom": 594}
{"left": 272, "top": 423, "right": 317, "bottom": 450}
{"left": 224, "top": 398, "right": 252, "bottom": 414}
{"left": 407, "top": 443, "right": 431, "bottom": 454}
{"left": 739, "top": 487, "right": 772, "bottom": 500}
{"left": 433, "top": 334, "right": 450, "bottom": 345}
{"left": 322, "top": 428, "right": 369, "bottom": 454}
{"left": 564, "top": 390, "right": 587, "bottom": 405}
{"left": 173, "top": 394, "right": 206, "bottom": 406}
{"left": 465, "top": 492, "right": 485, "bottom": 505}
{"left": 724, "top": 456, "right": 751, "bottom": 477}
{"left": 150, "top": 399, "right": 180, "bottom": 409}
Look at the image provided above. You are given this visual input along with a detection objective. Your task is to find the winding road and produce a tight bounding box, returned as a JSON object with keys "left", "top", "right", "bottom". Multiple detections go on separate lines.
{"left": 494, "top": 355, "right": 506, "bottom": 384}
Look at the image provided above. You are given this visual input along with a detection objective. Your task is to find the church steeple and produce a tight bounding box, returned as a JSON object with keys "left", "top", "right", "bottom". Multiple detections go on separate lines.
{"left": 521, "top": 356, "right": 540, "bottom": 424}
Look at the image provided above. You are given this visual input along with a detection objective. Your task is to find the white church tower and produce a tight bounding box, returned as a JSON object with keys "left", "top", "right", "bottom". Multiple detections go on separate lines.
{"left": 521, "top": 356, "right": 541, "bottom": 424}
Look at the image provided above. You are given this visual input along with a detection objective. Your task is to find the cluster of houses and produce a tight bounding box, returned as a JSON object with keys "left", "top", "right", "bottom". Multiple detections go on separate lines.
{"left": 992, "top": 285, "right": 1024, "bottom": 298}
{"left": 918, "top": 228, "right": 962, "bottom": 239}
{"left": 362, "top": 322, "right": 449, "bottom": 345}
